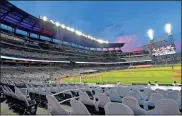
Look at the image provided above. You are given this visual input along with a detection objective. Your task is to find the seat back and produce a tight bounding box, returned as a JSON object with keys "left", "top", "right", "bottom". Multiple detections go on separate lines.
{"left": 38, "top": 86, "right": 45, "bottom": 95}
{"left": 44, "top": 85, "right": 52, "bottom": 95}
{"left": 154, "top": 99, "right": 181, "bottom": 115}
{"left": 176, "top": 96, "right": 181, "bottom": 110}
{"left": 15, "top": 86, "right": 29, "bottom": 105}
{"left": 31, "top": 85, "right": 38, "bottom": 93}
{"left": 25, "top": 84, "right": 33, "bottom": 93}
{"left": 7, "top": 86, "right": 16, "bottom": 97}
{"left": 3, "top": 86, "right": 13, "bottom": 96}
{"left": 109, "top": 89, "right": 122, "bottom": 102}
{"left": 79, "top": 91, "right": 94, "bottom": 106}
{"left": 46, "top": 95, "right": 69, "bottom": 115}
{"left": 127, "top": 91, "right": 141, "bottom": 101}
{"left": 122, "top": 96, "right": 147, "bottom": 115}
{"left": 104, "top": 102, "right": 134, "bottom": 115}
{"left": 122, "top": 96, "right": 139, "bottom": 108}
{"left": 165, "top": 91, "right": 179, "bottom": 100}
{"left": 139, "top": 88, "right": 151, "bottom": 100}
{"left": 96, "top": 93, "right": 110, "bottom": 108}
{"left": 149, "top": 93, "right": 163, "bottom": 104}
{"left": 70, "top": 98, "right": 90, "bottom": 115}
{"left": 0, "top": 85, "right": 7, "bottom": 94}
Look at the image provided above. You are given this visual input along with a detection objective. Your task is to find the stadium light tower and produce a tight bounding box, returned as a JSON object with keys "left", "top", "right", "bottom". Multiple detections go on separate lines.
{"left": 147, "top": 29, "right": 154, "bottom": 41}
{"left": 70, "top": 28, "right": 75, "bottom": 32}
{"left": 165, "top": 23, "right": 172, "bottom": 35}
{"left": 55, "top": 22, "right": 60, "bottom": 36}
{"left": 164, "top": 23, "right": 176, "bottom": 60}
{"left": 75, "top": 30, "right": 82, "bottom": 36}
{"left": 165, "top": 23, "right": 174, "bottom": 45}
{"left": 147, "top": 29, "right": 154, "bottom": 59}
{"left": 55, "top": 22, "right": 60, "bottom": 27}
{"left": 42, "top": 16, "right": 48, "bottom": 21}
{"left": 61, "top": 24, "right": 66, "bottom": 29}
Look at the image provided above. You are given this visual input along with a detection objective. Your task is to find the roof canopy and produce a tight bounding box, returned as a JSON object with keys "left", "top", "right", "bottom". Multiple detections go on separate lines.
{"left": 0, "top": 1, "right": 125, "bottom": 48}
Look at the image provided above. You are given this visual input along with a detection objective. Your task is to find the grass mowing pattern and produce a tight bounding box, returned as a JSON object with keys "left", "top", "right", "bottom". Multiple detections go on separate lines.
{"left": 64, "top": 65, "right": 181, "bottom": 84}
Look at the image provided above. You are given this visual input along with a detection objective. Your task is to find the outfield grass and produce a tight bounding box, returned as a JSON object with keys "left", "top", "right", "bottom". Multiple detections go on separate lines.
{"left": 64, "top": 65, "right": 181, "bottom": 84}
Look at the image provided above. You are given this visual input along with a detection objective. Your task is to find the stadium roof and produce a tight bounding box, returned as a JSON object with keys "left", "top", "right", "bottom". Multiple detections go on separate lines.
{"left": 0, "top": 1, "right": 125, "bottom": 48}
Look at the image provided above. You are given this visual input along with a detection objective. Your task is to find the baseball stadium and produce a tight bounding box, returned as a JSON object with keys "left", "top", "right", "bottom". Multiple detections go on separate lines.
{"left": 0, "top": 1, "right": 181, "bottom": 115}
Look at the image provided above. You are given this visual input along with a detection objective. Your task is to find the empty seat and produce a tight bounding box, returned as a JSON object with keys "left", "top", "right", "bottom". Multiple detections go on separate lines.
{"left": 4, "top": 86, "right": 16, "bottom": 98}
{"left": 138, "top": 88, "right": 151, "bottom": 101}
{"left": 147, "top": 99, "right": 181, "bottom": 115}
{"left": 122, "top": 96, "right": 147, "bottom": 115}
{"left": 104, "top": 102, "right": 134, "bottom": 115}
{"left": 15, "top": 86, "right": 30, "bottom": 106}
{"left": 117, "top": 87, "right": 129, "bottom": 98}
{"left": 109, "top": 89, "right": 122, "bottom": 103}
{"left": 46, "top": 95, "right": 70, "bottom": 115}
{"left": 25, "top": 84, "right": 33, "bottom": 93}
{"left": 78, "top": 91, "right": 97, "bottom": 114}
{"left": 70, "top": 98, "right": 90, "bottom": 115}
{"left": 95, "top": 93, "right": 110, "bottom": 114}
{"left": 165, "top": 91, "right": 179, "bottom": 101}
{"left": 176, "top": 96, "right": 182, "bottom": 111}
{"left": 127, "top": 90, "right": 143, "bottom": 105}
{"left": 163, "top": 89, "right": 173, "bottom": 97}
{"left": 143, "top": 92, "right": 163, "bottom": 110}
{"left": 94, "top": 88, "right": 103, "bottom": 95}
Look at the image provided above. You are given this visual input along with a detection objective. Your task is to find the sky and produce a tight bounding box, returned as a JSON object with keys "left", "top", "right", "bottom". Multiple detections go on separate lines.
{"left": 11, "top": 1, "right": 181, "bottom": 52}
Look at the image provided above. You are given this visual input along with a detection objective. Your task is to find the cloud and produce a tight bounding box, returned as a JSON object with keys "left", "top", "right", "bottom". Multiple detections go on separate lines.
{"left": 114, "top": 34, "right": 146, "bottom": 52}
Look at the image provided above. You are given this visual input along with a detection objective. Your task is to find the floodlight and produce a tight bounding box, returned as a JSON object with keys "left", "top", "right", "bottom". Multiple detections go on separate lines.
{"left": 55, "top": 22, "right": 60, "bottom": 26}
{"left": 70, "top": 28, "right": 75, "bottom": 32}
{"left": 75, "top": 30, "right": 82, "bottom": 36}
{"left": 87, "top": 35, "right": 91, "bottom": 39}
{"left": 66, "top": 26, "right": 71, "bottom": 31}
{"left": 82, "top": 34, "right": 86, "bottom": 37}
{"left": 90, "top": 36, "right": 94, "bottom": 40}
{"left": 105, "top": 41, "right": 109, "bottom": 44}
{"left": 61, "top": 24, "right": 66, "bottom": 29}
{"left": 50, "top": 20, "right": 54, "bottom": 24}
{"left": 147, "top": 29, "right": 154, "bottom": 40}
{"left": 165, "top": 23, "right": 172, "bottom": 35}
{"left": 42, "top": 16, "right": 47, "bottom": 21}
{"left": 97, "top": 39, "right": 104, "bottom": 43}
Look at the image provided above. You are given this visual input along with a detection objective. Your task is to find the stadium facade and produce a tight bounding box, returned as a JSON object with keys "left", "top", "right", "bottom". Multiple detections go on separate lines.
{"left": 0, "top": 1, "right": 153, "bottom": 68}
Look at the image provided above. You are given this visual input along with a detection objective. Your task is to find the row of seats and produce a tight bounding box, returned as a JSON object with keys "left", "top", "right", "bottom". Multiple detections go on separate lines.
{"left": 1, "top": 65, "right": 127, "bottom": 83}
{"left": 1, "top": 81, "right": 181, "bottom": 115}
{"left": 124, "top": 55, "right": 152, "bottom": 62}
{"left": 0, "top": 84, "right": 37, "bottom": 115}
{"left": 1, "top": 47, "right": 66, "bottom": 60}
{"left": 47, "top": 90, "right": 181, "bottom": 115}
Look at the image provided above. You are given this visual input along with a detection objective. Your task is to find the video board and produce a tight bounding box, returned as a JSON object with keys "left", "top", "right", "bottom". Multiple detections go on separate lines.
{"left": 152, "top": 44, "right": 176, "bottom": 56}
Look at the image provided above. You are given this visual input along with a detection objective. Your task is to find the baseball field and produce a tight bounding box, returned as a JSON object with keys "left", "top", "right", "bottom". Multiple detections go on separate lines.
{"left": 64, "top": 65, "right": 181, "bottom": 84}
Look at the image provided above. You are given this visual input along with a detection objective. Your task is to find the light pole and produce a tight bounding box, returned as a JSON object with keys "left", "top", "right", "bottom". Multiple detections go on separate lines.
{"left": 165, "top": 23, "right": 173, "bottom": 45}
{"left": 164, "top": 23, "right": 176, "bottom": 60}
{"left": 147, "top": 29, "right": 154, "bottom": 59}
{"left": 42, "top": 16, "right": 48, "bottom": 30}
{"left": 55, "top": 22, "right": 60, "bottom": 38}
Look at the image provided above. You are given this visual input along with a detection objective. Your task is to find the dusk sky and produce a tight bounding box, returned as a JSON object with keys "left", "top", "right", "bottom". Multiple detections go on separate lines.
{"left": 11, "top": 1, "right": 181, "bottom": 52}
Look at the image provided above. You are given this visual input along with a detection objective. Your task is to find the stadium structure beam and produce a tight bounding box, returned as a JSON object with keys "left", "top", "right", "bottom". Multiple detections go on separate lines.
{"left": 0, "top": 8, "right": 14, "bottom": 19}
{"left": 31, "top": 21, "right": 37, "bottom": 31}
{"left": 15, "top": 14, "right": 29, "bottom": 29}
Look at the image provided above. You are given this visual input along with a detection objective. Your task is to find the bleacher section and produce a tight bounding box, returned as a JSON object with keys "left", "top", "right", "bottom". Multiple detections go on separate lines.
{"left": 1, "top": 80, "right": 181, "bottom": 115}
{"left": 0, "top": 31, "right": 152, "bottom": 64}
